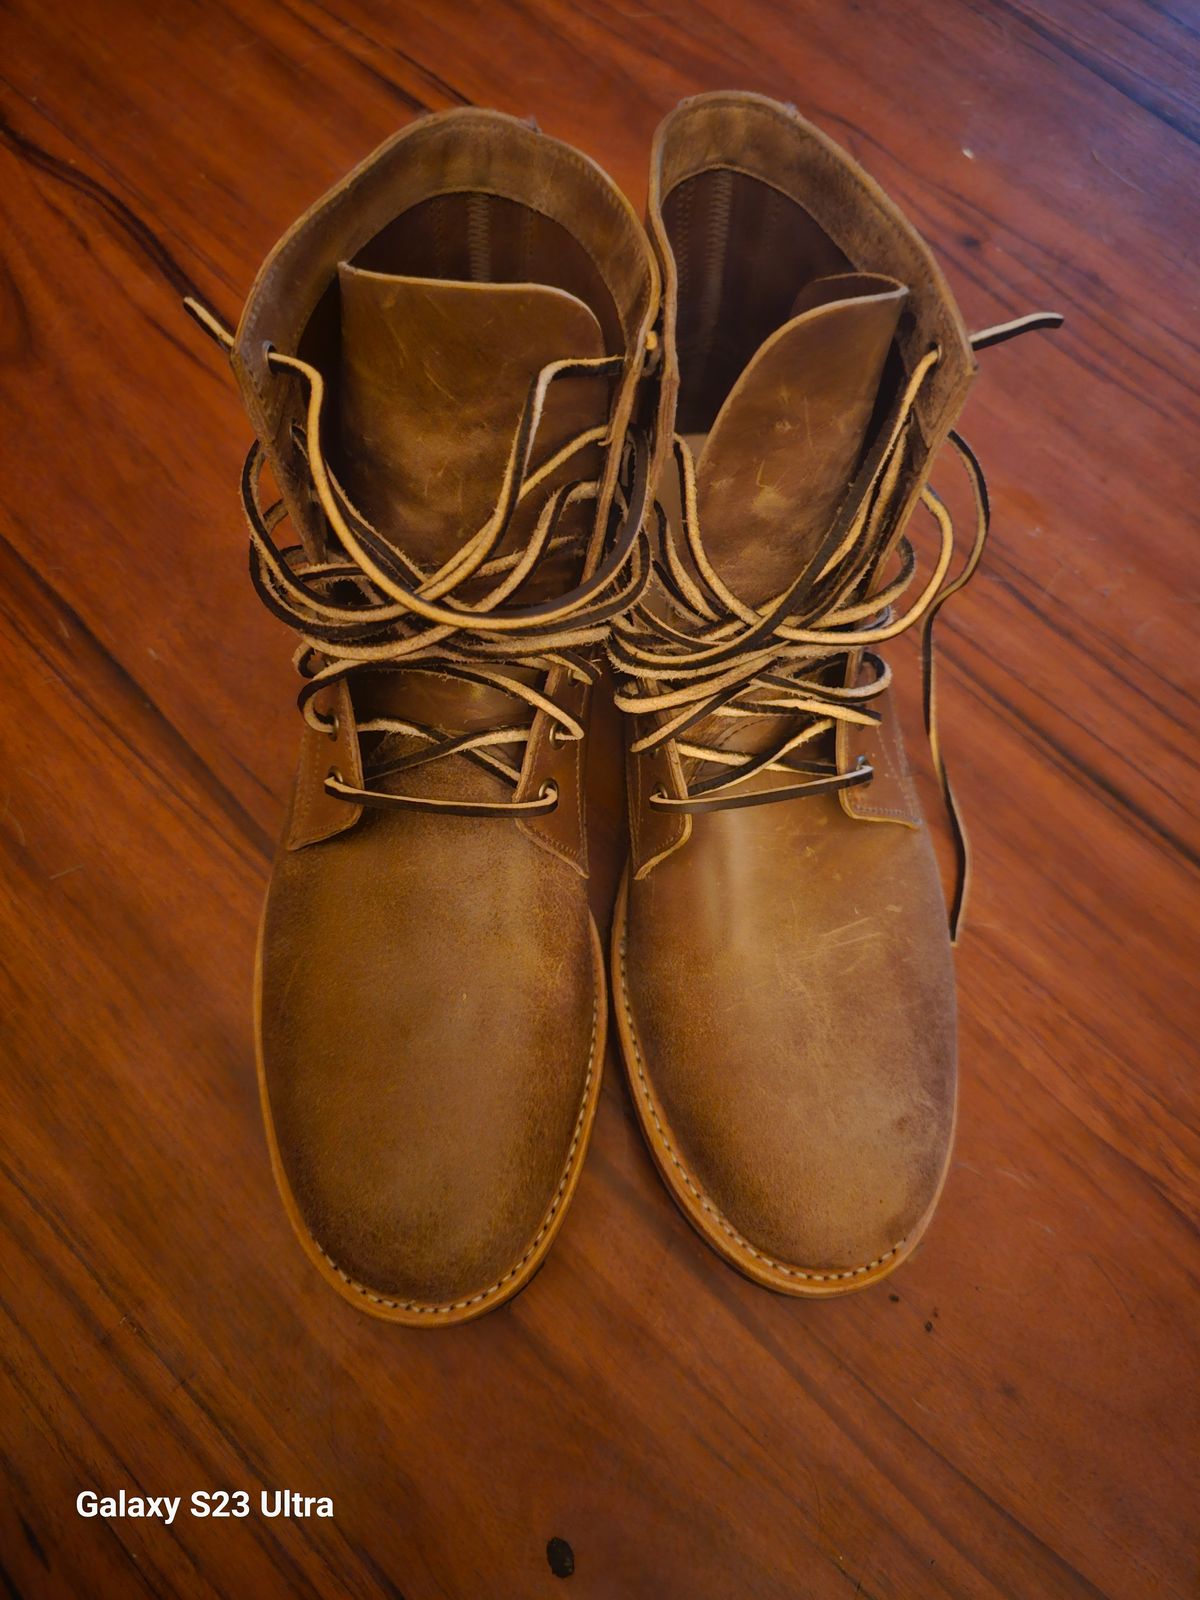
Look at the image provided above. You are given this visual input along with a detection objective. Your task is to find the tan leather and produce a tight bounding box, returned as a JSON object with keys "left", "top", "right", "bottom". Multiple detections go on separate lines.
{"left": 694, "top": 273, "right": 906, "bottom": 604}
{"left": 614, "top": 92, "right": 977, "bottom": 1294}
{"left": 209, "top": 109, "right": 658, "bottom": 1323}
{"left": 335, "top": 267, "right": 607, "bottom": 568}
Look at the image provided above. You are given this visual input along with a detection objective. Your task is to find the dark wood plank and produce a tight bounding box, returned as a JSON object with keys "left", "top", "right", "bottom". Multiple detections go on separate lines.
{"left": 1, "top": 2, "right": 1196, "bottom": 1596}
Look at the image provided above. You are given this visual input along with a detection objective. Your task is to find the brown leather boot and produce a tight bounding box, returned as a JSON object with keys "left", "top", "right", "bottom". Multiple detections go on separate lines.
{"left": 611, "top": 92, "right": 1058, "bottom": 1294}
{"left": 188, "top": 110, "right": 659, "bottom": 1323}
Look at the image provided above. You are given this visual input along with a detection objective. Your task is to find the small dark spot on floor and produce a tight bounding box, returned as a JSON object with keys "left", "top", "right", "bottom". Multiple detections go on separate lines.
{"left": 932, "top": 1307, "right": 939, "bottom": 1318}
{"left": 924, "top": 1320, "right": 934, "bottom": 1333}
{"left": 888, "top": 1293, "right": 900, "bottom": 1303}
{"left": 547, "top": 1537, "right": 575, "bottom": 1578}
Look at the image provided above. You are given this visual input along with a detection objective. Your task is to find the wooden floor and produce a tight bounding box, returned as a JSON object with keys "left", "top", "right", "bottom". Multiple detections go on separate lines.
{"left": 2, "top": 2, "right": 1197, "bottom": 1596}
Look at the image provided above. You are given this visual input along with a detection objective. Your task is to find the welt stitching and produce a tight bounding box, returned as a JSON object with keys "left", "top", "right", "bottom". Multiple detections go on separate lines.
{"left": 314, "top": 992, "right": 598, "bottom": 1315}
{"left": 618, "top": 927, "right": 905, "bottom": 1283}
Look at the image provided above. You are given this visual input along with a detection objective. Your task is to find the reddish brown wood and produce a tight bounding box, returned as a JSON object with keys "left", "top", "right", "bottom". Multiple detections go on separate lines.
{"left": 1, "top": 3, "right": 1196, "bottom": 1596}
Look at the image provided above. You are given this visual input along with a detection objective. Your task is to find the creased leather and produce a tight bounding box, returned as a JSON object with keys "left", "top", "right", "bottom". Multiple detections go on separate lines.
{"left": 336, "top": 267, "right": 607, "bottom": 565}
{"left": 622, "top": 794, "right": 954, "bottom": 1270}
{"left": 695, "top": 275, "right": 905, "bottom": 605}
{"left": 838, "top": 685, "right": 922, "bottom": 828}
{"left": 230, "top": 110, "right": 658, "bottom": 1320}
{"left": 619, "top": 93, "right": 970, "bottom": 1288}
{"left": 262, "top": 806, "right": 596, "bottom": 1305}
{"left": 287, "top": 680, "right": 365, "bottom": 850}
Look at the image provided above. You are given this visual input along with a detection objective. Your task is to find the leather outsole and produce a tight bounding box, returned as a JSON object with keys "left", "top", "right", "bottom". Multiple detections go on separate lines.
{"left": 610, "top": 866, "right": 955, "bottom": 1298}
{"left": 253, "top": 903, "right": 607, "bottom": 1326}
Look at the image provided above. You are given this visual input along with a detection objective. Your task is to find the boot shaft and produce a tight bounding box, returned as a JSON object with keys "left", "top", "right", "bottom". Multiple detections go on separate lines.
{"left": 197, "top": 110, "right": 661, "bottom": 857}
{"left": 621, "top": 91, "right": 984, "bottom": 875}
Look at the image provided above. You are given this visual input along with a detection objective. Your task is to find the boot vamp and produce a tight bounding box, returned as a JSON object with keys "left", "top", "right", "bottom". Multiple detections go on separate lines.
{"left": 259, "top": 803, "right": 597, "bottom": 1308}
{"left": 624, "top": 792, "right": 955, "bottom": 1273}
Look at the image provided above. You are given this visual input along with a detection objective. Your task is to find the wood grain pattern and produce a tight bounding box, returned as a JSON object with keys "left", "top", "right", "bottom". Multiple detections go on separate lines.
{"left": 1, "top": 2, "right": 1196, "bottom": 1596}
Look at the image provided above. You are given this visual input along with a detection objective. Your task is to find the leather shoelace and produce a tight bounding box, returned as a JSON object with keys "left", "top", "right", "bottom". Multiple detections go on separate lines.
{"left": 186, "top": 298, "right": 652, "bottom": 818}
{"left": 609, "top": 312, "right": 1062, "bottom": 938}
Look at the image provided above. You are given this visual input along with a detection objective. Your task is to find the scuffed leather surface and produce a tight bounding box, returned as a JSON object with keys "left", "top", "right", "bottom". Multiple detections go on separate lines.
{"left": 261, "top": 797, "right": 597, "bottom": 1306}
{"left": 623, "top": 92, "right": 969, "bottom": 1278}
{"left": 234, "top": 110, "right": 658, "bottom": 1312}
{"left": 649, "top": 93, "right": 975, "bottom": 442}
{"left": 839, "top": 685, "right": 923, "bottom": 828}
{"left": 287, "top": 680, "right": 364, "bottom": 850}
{"left": 622, "top": 788, "right": 955, "bottom": 1271}
{"left": 230, "top": 108, "right": 660, "bottom": 858}
{"left": 336, "top": 266, "right": 606, "bottom": 565}
{"left": 695, "top": 275, "right": 905, "bottom": 605}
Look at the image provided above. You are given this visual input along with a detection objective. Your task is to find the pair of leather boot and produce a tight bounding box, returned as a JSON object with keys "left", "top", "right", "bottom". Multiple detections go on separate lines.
{"left": 189, "top": 92, "right": 1057, "bottom": 1323}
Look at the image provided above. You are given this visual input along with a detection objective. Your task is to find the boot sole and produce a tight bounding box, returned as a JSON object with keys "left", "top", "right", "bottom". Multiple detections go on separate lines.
{"left": 253, "top": 897, "right": 607, "bottom": 1326}
{"left": 611, "top": 865, "right": 954, "bottom": 1298}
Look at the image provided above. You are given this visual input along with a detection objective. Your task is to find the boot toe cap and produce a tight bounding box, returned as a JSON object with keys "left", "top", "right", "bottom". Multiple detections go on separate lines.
{"left": 257, "top": 815, "right": 601, "bottom": 1321}
{"left": 620, "top": 818, "right": 956, "bottom": 1290}
{"left": 278, "top": 1111, "right": 592, "bottom": 1317}
{"left": 657, "top": 1081, "right": 949, "bottom": 1285}
{"left": 263, "top": 977, "right": 600, "bottom": 1319}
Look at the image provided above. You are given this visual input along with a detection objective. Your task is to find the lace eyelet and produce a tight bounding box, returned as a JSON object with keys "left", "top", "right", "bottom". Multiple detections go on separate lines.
{"left": 539, "top": 781, "right": 559, "bottom": 807}
{"left": 549, "top": 726, "right": 569, "bottom": 745}
{"left": 326, "top": 766, "right": 343, "bottom": 785}
{"left": 327, "top": 712, "right": 340, "bottom": 741}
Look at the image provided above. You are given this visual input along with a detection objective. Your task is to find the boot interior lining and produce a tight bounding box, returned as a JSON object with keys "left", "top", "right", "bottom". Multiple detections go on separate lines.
{"left": 352, "top": 194, "right": 624, "bottom": 354}
{"left": 664, "top": 168, "right": 857, "bottom": 433}
{"left": 298, "top": 191, "right": 623, "bottom": 384}
{"left": 295, "top": 191, "right": 624, "bottom": 475}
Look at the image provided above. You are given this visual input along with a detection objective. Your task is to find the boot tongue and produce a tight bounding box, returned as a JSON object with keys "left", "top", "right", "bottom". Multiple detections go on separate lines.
{"left": 335, "top": 263, "right": 607, "bottom": 566}
{"left": 694, "top": 272, "right": 908, "bottom": 608}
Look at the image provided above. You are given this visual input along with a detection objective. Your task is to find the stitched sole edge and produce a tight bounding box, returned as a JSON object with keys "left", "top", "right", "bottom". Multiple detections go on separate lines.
{"left": 611, "top": 865, "right": 955, "bottom": 1298}
{"left": 254, "top": 900, "right": 607, "bottom": 1327}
